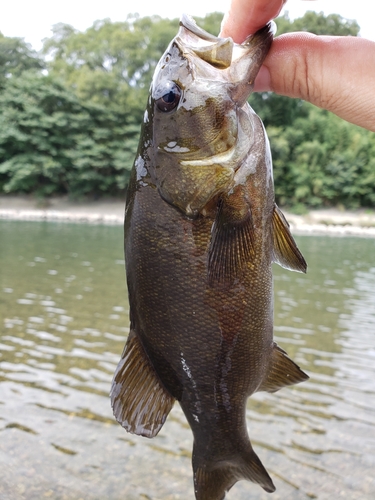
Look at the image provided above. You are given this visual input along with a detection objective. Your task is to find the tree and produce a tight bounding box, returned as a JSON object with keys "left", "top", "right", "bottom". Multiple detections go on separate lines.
{"left": 43, "top": 16, "right": 179, "bottom": 119}
{"left": 270, "top": 105, "right": 375, "bottom": 209}
{"left": 42, "top": 12, "right": 224, "bottom": 120}
{"left": 0, "top": 71, "right": 138, "bottom": 198}
{"left": 0, "top": 32, "right": 44, "bottom": 88}
{"left": 259, "top": 10, "right": 373, "bottom": 210}
{"left": 281, "top": 11, "right": 360, "bottom": 36}
{"left": 194, "top": 12, "right": 223, "bottom": 35}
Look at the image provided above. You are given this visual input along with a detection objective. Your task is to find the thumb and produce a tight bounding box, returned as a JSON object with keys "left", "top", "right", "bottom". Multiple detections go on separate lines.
{"left": 254, "top": 32, "right": 375, "bottom": 132}
{"left": 220, "top": 0, "right": 286, "bottom": 42}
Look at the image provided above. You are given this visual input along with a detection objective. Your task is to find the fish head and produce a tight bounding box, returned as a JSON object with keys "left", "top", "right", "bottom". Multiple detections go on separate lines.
{"left": 142, "top": 14, "right": 274, "bottom": 218}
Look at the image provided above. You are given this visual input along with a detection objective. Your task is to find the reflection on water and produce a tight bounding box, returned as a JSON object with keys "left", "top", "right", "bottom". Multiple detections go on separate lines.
{"left": 1, "top": 221, "right": 375, "bottom": 499}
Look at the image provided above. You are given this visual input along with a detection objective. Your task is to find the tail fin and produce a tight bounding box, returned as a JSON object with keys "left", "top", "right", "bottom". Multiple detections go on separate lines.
{"left": 193, "top": 444, "right": 275, "bottom": 500}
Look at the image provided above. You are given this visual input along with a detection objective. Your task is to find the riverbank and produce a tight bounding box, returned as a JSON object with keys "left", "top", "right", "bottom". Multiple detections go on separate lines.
{"left": 0, "top": 195, "right": 125, "bottom": 225}
{"left": 1, "top": 195, "right": 375, "bottom": 237}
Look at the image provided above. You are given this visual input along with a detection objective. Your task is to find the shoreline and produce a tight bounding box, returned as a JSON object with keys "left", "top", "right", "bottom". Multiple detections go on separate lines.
{"left": 1, "top": 195, "right": 375, "bottom": 237}
{"left": 0, "top": 195, "right": 125, "bottom": 225}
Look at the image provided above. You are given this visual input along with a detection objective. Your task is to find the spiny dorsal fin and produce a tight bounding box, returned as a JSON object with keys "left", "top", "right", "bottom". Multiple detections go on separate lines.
{"left": 272, "top": 204, "right": 307, "bottom": 273}
{"left": 258, "top": 342, "right": 309, "bottom": 393}
{"left": 208, "top": 189, "right": 255, "bottom": 286}
{"left": 110, "top": 331, "right": 175, "bottom": 438}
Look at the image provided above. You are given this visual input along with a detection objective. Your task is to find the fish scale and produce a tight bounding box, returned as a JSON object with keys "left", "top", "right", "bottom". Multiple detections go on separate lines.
{"left": 111, "top": 14, "right": 308, "bottom": 499}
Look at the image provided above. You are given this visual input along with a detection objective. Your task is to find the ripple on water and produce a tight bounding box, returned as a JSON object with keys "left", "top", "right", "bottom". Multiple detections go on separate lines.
{"left": 1, "top": 225, "right": 375, "bottom": 499}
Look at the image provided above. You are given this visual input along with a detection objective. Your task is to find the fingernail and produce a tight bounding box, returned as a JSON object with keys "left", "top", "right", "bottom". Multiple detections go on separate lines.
{"left": 254, "top": 66, "right": 271, "bottom": 92}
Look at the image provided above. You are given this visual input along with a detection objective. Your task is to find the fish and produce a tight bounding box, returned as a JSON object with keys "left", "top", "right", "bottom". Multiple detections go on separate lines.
{"left": 110, "top": 14, "right": 309, "bottom": 500}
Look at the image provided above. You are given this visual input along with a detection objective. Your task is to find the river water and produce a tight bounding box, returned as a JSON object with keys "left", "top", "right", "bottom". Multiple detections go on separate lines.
{"left": 0, "top": 220, "right": 375, "bottom": 500}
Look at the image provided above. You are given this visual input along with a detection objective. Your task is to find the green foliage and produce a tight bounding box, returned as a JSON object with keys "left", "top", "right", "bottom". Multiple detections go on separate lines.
{"left": 194, "top": 12, "right": 223, "bottom": 35}
{"left": 250, "top": 93, "right": 308, "bottom": 128}
{"left": 42, "top": 12, "right": 224, "bottom": 118}
{"left": 43, "top": 15, "right": 179, "bottom": 119}
{"left": 0, "top": 72, "right": 138, "bottom": 198}
{"left": 276, "top": 10, "right": 360, "bottom": 36}
{"left": 253, "top": 10, "right": 372, "bottom": 209}
{"left": 270, "top": 104, "right": 375, "bottom": 208}
{"left": 0, "top": 32, "right": 44, "bottom": 88}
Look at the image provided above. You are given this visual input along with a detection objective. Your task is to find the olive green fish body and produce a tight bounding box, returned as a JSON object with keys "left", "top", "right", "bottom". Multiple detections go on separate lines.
{"left": 111, "top": 15, "right": 308, "bottom": 499}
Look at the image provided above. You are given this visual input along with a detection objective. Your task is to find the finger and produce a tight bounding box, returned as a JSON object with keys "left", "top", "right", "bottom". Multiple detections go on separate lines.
{"left": 220, "top": 0, "right": 286, "bottom": 42}
{"left": 254, "top": 33, "right": 375, "bottom": 131}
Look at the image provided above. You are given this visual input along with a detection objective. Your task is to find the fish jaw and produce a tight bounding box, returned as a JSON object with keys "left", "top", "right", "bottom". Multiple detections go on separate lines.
{"left": 229, "top": 22, "right": 275, "bottom": 106}
{"left": 141, "top": 16, "right": 274, "bottom": 218}
{"left": 176, "top": 15, "right": 274, "bottom": 107}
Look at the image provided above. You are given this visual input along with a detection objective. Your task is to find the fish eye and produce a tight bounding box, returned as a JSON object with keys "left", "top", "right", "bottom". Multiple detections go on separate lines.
{"left": 155, "top": 82, "right": 182, "bottom": 112}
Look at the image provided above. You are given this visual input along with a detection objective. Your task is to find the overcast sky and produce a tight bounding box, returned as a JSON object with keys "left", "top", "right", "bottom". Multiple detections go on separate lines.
{"left": 1, "top": 0, "right": 373, "bottom": 50}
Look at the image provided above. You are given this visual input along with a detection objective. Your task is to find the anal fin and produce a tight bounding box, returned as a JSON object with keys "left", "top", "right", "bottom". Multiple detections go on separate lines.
{"left": 110, "top": 331, "right": 175, "bottom": 438}
{"left": 259, "top": 342, "right": 309, "bottom": 393}
{"left": 272, "top": 204, "right": 307, "bottom": 273}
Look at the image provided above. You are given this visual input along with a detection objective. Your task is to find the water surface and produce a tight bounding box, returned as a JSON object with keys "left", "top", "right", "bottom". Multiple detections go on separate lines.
{"left": 1, "top": 220, "right": 375, "bottom": 499}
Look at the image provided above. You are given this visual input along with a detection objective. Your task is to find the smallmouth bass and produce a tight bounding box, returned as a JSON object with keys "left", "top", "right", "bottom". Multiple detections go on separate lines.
{"left": 111, "top": 14, "right": 309, "bottom": 499}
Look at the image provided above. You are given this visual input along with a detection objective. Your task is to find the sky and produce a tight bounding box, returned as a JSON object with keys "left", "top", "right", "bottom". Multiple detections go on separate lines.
{"left": 1, "top": 0, "right": 373, "bottom": 51}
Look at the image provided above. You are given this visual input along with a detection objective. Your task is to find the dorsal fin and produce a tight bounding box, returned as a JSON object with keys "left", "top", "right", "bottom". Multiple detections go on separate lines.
{"left": 258, "top": 342, "right": 309, "bottom": 393}
{"left": 110, "top": 331, "right": 175, "bottom": 438}
{"left": 272, "top": 204, "right": 307, "bottom": 273}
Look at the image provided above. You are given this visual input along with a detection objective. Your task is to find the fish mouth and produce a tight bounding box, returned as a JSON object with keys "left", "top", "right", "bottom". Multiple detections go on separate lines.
{"left": 177, "top": 14, "right": 234, "bottom": 69}
{"left": 178, "top": 14, "right": 274, "bottom": 106}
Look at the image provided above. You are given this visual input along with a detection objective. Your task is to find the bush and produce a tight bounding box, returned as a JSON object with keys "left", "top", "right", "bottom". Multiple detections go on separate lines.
{"left": 270, "top": 104, "right": 375, "bottom": 208}
{"left": 0, "top": 71, "right": 138, "bottom": 198}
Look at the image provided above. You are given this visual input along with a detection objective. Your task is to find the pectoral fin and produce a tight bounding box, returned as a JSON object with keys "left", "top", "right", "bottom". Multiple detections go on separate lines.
{"left": 208, "top": 187, "right": 255, "bottom": 286}
{"left": 110, "top": 331, "right": 175, "bottom": 438}
{"left": 259, "top": 342, "right": 309, "bottom": 393}
{"left": 272, "top": 204, "right": 307, "bottom": 273}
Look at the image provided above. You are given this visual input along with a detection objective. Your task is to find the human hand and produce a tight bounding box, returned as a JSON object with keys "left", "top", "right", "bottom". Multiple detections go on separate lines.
{"left": 220, "top": 0, "right": 375, "bottom": 132}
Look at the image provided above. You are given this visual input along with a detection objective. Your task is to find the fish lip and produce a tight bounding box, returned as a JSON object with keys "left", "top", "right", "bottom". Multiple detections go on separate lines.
{"left": 179, "top": 13, "right": 221, "bottom": 43}
{"left": 177, "top": 15, "right": 274, "bottom": 106}
{"left": 176, "top": 14, "right": 234, "bottom": 71}
{"left": 179, "top": 13, "right": 276, "bottom": 42}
